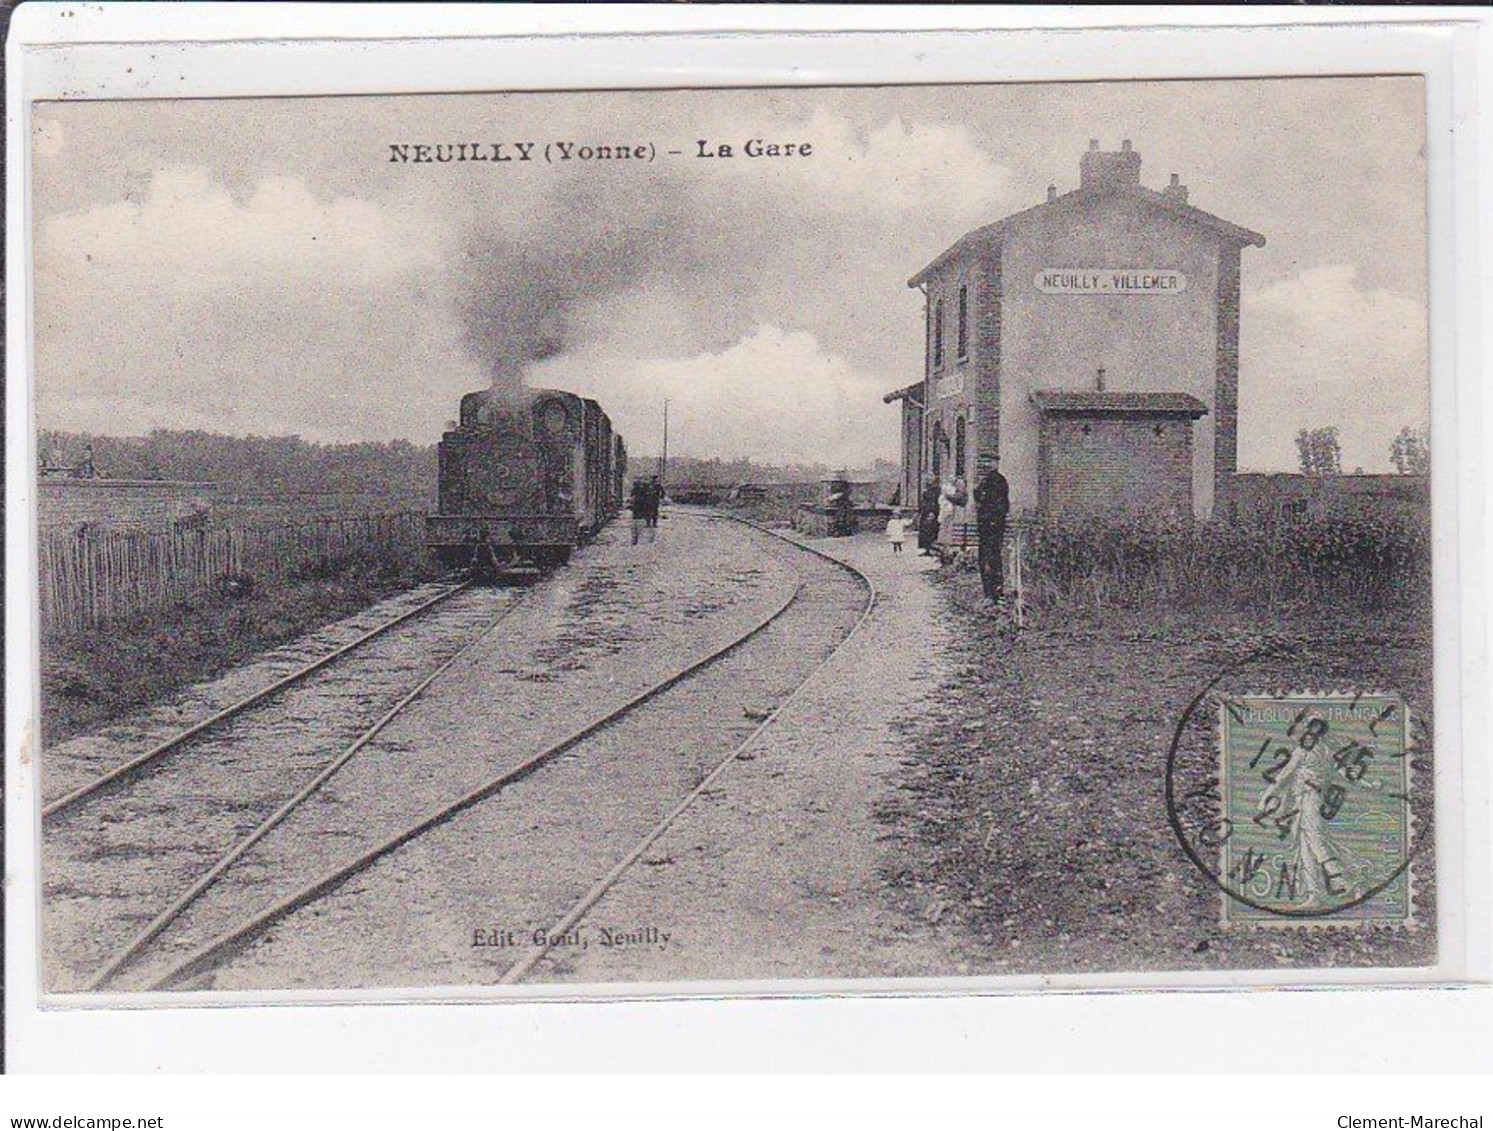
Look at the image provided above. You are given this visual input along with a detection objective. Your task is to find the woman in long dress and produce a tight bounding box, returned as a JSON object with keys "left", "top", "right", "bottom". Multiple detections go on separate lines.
{"left": 917, "top": 479, "right": 941, "bottom": 555}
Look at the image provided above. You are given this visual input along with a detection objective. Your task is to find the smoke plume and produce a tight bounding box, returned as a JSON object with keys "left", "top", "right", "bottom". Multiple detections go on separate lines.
{"left": 452, "top": 178, "right": 762, "bottom": 396}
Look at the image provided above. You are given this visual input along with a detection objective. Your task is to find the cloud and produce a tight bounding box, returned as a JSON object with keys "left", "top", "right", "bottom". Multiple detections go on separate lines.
{"left": 1240, "top": 264, "right": 1428, "bottom": 472}
{"left": 531, "top": 325, "right": 895, "bottom": 466}
{"left": 35, "top": 167, "right": 481, "bottom": 441}
{"left": 41, "top": 165, "right": 442, "bottom": 291}
{"left": 30, "top": 91, "right": 1426, "bottom": 479}
{"left": 31, "top": 144, "right": 932, "bottom": 455}
{"left": 446, "top": 108, "right": 1006, "bottom": 389}
{"left": 696, "top": 107, "right": 1010, "bottom": 225}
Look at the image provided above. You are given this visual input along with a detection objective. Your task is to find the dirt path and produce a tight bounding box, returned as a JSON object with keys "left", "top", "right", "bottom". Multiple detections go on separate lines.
{"left": 533, "top": 531, "right": 973, "bottom": 986}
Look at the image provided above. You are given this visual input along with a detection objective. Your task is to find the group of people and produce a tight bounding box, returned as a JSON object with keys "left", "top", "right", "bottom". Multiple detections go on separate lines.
{"left": 885, "top": 459, "right": 1010, "bottom": 604}
{"left": 629, "top": 475, "right": 665, "bottom": 544}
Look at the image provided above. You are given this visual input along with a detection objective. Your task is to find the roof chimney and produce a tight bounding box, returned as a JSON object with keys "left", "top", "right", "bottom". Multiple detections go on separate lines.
{"left": 1080, "top": 139, "right": 1142, "bottom": 192}
{"left": 1046, "top": 184, "right": 1057, "bottom": 202}
{"left": 1163, "top": 171, "right": 1189, "bottom": 204}
{"left": 1096, "top": 366, "right": 1106, "bottom": 391}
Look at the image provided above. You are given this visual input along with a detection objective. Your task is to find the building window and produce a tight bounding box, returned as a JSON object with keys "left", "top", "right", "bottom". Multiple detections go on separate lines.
{"left": 931, "top": 421, "right": 944, "bottom": 479}
{"left": 955, "top": 416, "right": 967, "bottom": 479}
{"left": 933, "top": 298, "right": 945, "bottom": 370}
{"left": 957, "top": 284, "right": 969, "bottom": 359}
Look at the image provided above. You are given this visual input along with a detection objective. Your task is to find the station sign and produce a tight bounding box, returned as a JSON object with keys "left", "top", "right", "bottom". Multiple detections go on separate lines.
{"left": 935, "top": 374, "right": 965, "bottom": 400}
{"left": 1035, "top": 268, "right": 1187, "bottom": 295}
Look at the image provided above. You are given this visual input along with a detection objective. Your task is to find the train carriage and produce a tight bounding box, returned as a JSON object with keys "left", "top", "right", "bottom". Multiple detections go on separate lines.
{"left": 426, "top": 386, "right": 624, "bottom": 570}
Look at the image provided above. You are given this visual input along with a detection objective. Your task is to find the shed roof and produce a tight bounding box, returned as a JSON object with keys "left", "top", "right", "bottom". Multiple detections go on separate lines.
{"left": 882, "top": 381, "right": 925, "bottom": 405}
{"left": 1030, "top": 390, "right": 1210, "bottom": 418}
{"left": 908, "top": 185, "right": 1266, "bottom": 288}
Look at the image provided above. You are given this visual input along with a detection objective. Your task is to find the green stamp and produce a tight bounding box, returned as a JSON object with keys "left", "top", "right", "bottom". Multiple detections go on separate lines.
{"left": 1218, "top": 693, "right": 1413, "bottom": 926}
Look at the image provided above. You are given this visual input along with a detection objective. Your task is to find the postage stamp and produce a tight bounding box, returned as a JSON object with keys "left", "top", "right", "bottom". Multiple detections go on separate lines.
{"left": 1217, "top": 693, "right": 1413, "bottom": 926}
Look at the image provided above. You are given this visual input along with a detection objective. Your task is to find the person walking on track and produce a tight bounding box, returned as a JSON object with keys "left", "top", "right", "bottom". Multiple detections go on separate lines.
{"left": 973, "top": 457, "right": 1010, "bottom": 603}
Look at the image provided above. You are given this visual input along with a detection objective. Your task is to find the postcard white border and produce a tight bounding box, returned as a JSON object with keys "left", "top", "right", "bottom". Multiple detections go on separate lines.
{"left": 6, "top": 4, "right": 1490, "bottom": 1072}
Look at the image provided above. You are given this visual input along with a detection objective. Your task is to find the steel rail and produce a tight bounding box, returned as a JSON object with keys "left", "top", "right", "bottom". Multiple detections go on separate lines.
{"left": 82, "top": 588, "right": 527, "bottom": 992}
{"left": 43, "top": 581, "right": 475, "bottom": 821}
{"left": 142, "top": 537, "right": 809, "bottom": 992}
{"left": 500, "top": 513, "right": 877, "bottom": 984}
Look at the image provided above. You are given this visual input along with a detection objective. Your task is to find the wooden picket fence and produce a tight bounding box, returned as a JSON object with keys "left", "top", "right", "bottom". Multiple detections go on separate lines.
{"left": 38, "top": 512, "right": 425, "bottom": 638}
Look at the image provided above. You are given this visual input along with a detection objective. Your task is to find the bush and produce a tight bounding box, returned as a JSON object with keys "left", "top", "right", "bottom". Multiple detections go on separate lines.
{"left": 1014, "top": 512, "right": 1430, "bottom": 613}
{"left": 216, "top": 572, "right": 257, "bottom": 599}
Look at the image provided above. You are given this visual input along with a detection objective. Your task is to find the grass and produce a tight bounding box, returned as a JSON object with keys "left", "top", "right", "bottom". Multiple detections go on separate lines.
{"left": 1015, "top": 512, "right": 1432, "bottom": 614}
{"left": 879, "top": 562, "right": 1436, "bottom": 975}
{"left": 40, "top": 547, "right": 435, "bottom": 747}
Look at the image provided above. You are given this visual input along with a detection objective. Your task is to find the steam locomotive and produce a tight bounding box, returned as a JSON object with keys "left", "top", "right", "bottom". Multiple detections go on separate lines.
{"left": 426, "top": 387, "right": 626, "bottom": 570}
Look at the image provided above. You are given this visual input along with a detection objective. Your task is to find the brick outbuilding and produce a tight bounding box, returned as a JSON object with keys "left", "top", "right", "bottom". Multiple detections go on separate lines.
{"left": 893, "top": 140, "right": 1264, "bottom": 532}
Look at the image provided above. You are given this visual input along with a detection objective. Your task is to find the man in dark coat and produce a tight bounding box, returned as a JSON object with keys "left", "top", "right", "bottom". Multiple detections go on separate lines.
{"left": 644, "top": 476, "right": 663, "bottom": 529}
{"left": 917, "top": 478, "right": 941, "bottom": 556}
{"left": 629, "top": 478, "right": 650, "bottom": 544}
{"left": 973, "top": 457, "right": 1010, "bottom": 602}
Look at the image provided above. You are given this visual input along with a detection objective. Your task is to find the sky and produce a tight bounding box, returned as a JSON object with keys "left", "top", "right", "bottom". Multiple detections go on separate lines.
{"left": 31, "top": 77, "right": 1429, "bottom": 471}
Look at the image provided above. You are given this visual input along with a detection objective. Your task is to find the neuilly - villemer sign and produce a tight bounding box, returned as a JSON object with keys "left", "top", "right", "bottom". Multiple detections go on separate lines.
{"left": 1036, "top": 268, "right": 1187, "bottom": 294}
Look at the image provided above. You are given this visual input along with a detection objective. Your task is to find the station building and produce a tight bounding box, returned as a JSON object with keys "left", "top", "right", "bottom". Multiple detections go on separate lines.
{"left": 890, "top": 140, "right": 1265, "bottom": 534}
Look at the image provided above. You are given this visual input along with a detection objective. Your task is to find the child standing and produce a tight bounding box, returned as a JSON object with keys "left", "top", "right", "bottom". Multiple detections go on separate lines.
{"left": 885, "top": 508, "right": 908, "bottom": 553}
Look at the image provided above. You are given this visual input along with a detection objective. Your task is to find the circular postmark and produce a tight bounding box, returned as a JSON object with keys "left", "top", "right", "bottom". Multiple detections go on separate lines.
{"left": 1164, "top": 647, "right": 1424, "bottom": 925}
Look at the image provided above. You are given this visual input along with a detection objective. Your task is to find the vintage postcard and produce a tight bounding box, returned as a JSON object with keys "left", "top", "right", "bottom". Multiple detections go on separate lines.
{"left": 23, "top": 73, "right": 1448, "bottom": 1000}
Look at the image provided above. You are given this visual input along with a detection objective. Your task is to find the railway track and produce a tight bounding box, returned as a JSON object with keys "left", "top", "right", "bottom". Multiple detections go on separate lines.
{"left": 48, "top": 514, "right": 873, "bottom": 994}
{"left": 42, "top": 579, "right": 524, "bottom": 991}
{"left": 501, "top": 516, "right": 877, "bottom": 985}
{"left": 43, "top": 580, "right": 480, "bottom": 818}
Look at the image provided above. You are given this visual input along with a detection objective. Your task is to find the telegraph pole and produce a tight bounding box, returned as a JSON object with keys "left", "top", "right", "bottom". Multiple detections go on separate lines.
{"left": 660, "top": 399, "right": 669, "bottom": 490}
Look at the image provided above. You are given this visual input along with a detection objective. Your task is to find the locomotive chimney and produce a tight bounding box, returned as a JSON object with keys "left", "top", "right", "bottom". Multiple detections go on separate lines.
{"left": 489, "top": 362, "right": 526, "bottom": 399}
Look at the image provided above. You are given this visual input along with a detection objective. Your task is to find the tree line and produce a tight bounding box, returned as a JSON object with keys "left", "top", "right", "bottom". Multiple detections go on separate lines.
{"left": 40, "top": 430, "right": 439, "bottom": 503}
